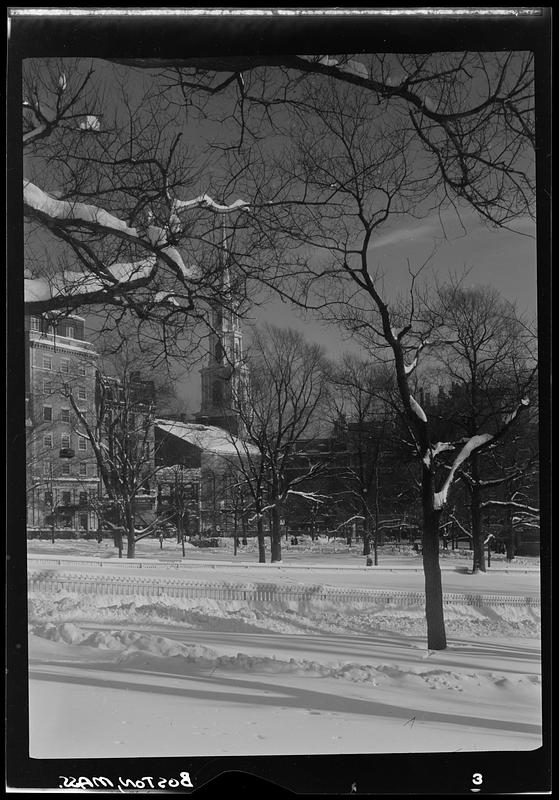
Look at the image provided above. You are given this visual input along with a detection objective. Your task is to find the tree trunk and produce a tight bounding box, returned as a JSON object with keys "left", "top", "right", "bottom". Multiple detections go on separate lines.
{"left": 505, "top": 505, "right": 516, "bottom": 561}
{"left": 256, "top": 517, "right": 266, "bottom": 563}
{"left": 270, "top": 504, "right": 282, "bottom": 562}
{"left": 123, "top": 503, "right": 136, "bottom": 559}
{"left": 114, "top": 529, "right": 123, "bottom": 558}
{"left": 421, "top": 466, "right": 447, "bottom": 650}
{"left": 178, "top": 516, "right": 186, "bottom": 558}
{"left": 470, "top": 457, "right": 486, "bottom": 573}
{"left": 362, "top": 530, "right": 371, "bottom": 556}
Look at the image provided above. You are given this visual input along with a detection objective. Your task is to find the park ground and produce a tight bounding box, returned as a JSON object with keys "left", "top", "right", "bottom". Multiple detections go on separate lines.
{"left": 26, "top": 536, "right": 542, "bottom": 759}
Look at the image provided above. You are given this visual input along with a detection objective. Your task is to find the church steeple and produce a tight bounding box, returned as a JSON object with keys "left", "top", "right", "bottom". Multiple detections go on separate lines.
{"left": 196, "top": 220, "right": 248, "bottom": 435}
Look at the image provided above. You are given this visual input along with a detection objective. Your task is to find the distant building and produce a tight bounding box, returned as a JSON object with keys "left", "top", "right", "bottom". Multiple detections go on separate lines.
{"left": 154, "top": 419, "right": 258, "bottom": 534}
{"left": 25, "top": 314, "right": 100, "bottom": 533}
{"left": 94, "top": 371, "right": 158, "bottom": 527}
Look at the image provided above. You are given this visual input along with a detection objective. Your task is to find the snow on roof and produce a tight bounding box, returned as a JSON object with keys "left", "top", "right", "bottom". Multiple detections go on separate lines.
{"left": 155, "top": 420, "right": 258, "bottom": 456}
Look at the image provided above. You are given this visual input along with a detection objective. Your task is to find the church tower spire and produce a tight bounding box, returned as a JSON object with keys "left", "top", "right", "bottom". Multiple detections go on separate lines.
{"left": 196, "top": 219, "right": 248, "bottom": 435}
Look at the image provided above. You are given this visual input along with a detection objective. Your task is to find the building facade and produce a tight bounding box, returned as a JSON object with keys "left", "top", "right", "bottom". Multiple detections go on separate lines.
{"left": 94, "top": 371, "right": 158, "bottom": 529}
{"left": 25, "top": 314, "right": 100, "bottom": 533}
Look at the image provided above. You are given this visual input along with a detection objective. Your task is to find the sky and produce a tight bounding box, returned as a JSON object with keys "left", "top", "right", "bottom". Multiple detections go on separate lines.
{"left": 26, "top": 56, "right": 539, "bottom": 417}
{"left": 176, "top": 206, "right": 537, "bottom": 413}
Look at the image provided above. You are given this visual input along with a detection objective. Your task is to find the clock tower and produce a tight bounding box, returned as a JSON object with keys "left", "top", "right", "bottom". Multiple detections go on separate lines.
{"left": 196, "top": 229, "right": 248, "bottom": 435}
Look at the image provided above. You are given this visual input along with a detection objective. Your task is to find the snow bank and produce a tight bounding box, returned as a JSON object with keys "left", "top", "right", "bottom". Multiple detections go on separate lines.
{"left": 28, "top": 583, "right": 540, "bottom": 640}
{"left": 29, "top": 621, "right": 541, "bottom": 694}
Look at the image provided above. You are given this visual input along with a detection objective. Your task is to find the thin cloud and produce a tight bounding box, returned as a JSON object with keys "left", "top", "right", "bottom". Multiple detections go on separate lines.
{"left": 369, "top": 223, "right": 437, "bottom": 250}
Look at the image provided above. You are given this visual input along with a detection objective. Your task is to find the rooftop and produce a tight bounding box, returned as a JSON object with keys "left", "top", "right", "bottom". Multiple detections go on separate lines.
{"left": 155, "top": 420, "right": 258, "bottom": 456}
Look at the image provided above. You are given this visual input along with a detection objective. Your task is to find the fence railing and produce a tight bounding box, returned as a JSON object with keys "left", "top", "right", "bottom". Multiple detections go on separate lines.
{"left": 27, "top": 569, "right": 540, "bottom": 608}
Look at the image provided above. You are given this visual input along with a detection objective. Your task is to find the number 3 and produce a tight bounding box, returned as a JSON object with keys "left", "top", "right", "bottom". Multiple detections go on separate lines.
{"left": 472, "top": 773, "right": 483, "bottom": 786}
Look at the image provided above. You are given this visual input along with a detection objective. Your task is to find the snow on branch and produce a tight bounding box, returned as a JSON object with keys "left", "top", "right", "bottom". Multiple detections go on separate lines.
{"left": 24, "top": 181, "right": 249, "bottom": 294}
{"left": 404, "top": 358, "right": 418, "bottom": 376}
{"left": 448, "top": 513, "right": 472, "bottom": 539}
{"left": 79, "top": 115, "right": 101, "bottom": 132}
{"left": 171, "top": 194, "right": 250, "bottom": 215}
{"left": 404, "top": 338, "right": 432, "bottom": 375}
{"left": 502, "top": 398, "right": 530, "bottom": 426}
{"left": 286, "top": 490, "right": 330, "bottom": 503}
{"left": 24, "top": 257, "right": 158, "bottom": 305}
{"left": 24, "top": 180, "right": 136, "bottom": 236}
{"left": 480, "top": 500, "right": 539, "bottom": 514}
{"left": 432, "top": 396, "right": 530, "bottom": 510}
{"left": 409, "top": 395, "right": 427, "bottom": 423}
{"left": 434, "top": 433, "right": 493, "bottom": 510}
{"left": 422, "top": 441, "right": 455, "bottom": 468}
{"left": 333, "top": 515, "right": 365, "bottom": 531}
{"left": 23, "top": 180, "right": 200, "bottom": 280}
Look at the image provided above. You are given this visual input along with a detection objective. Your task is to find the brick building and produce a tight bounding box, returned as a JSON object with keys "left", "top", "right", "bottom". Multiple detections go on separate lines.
{"left": 25, "top": 314, "right": 100, "bottom": 533}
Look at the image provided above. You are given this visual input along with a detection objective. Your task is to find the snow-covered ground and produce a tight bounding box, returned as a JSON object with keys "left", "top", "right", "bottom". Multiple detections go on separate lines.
{"left": 27, "top": 539, "right": 542, "bottom": 759}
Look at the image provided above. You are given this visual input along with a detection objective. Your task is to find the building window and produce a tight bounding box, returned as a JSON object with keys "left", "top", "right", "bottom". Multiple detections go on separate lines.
{"left": 42, "top": 355, "right": 52, "bottom": 370}
{"left": 43, "top": 433, "right": 53, "bottom": 448}
{"left": 60, "top": 358, "right": 70, "bottom": 373}
{"left": 212, "top": 380, "right": 223, "bottom": 405}
{"left": 43, "top": 461, "right": 51, "bottom": 476}
{"left": 79, "top": 491, "right": 89, "bottom": 506}
{"left": 77, "top": 386, "right": 86, "bottom": 400}
{"left": 79, "top": 463, "right": 87, "bottom": 477}
{"left": 62, "top": 491, "right": 72, "bottom": 505}
{"left": 64, "top": 324, "right": 75, "bottom": 338}
{"left": 61, "top": 434, "right": 71, "bottom": 449}
{"left": 78, "top": 437, "right": 87, "bottom": 451}
{"left": 61, "top": 462, "right": 71, "bottom": 476}
{"left": 78, "top": 363, "right": 86, "bottom": 376}
{"left": 30, "top": 317, "right": 41, "bottom": 331}
{"left": 44, "top": 491, "right": 53, "bottom": 506}
{"left": 43, "top": 379, "right": 52, "bottom": 394}
{"left": 43, "top": 406, "right": 52, "bottom": 422}
{"left": 60, "top": 407, "right": 70, "bottom": 423}
{"left": 215, "top": 340, "right": 225, "bottom": 364}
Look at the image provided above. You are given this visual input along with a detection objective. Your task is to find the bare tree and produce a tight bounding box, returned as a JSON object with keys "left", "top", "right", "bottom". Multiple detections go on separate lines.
{"left": 20, "top": 51, "right": 538, "bottom": 645}
{"left": 156, "top": 465, "right": 200, "bottom": 556}
{"left": 22, "top": 58, "right": 285, "bottom": 374}
{"left": 59, "top": 339, "right": 177, "bottom": 558}
{"left": 111, "top": 51, "right": 535, "bottom": 229}
{"left": 261, "top": 77, "right": 535, "bottom": 649}
{"left": 420, "top": 281, "right": 538, "bottom": 572}
{"left": 329, "top": 356, "right": 400, "bottom": 563}
{"left": 227, "top": 324, "right": 330, "bottom": 562}
{"left": 23, "top": 52, "right": 535, "bottom": 320}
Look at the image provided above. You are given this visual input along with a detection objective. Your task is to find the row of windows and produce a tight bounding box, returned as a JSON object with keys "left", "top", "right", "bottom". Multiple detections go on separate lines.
{"left": 42, "top": 382, "right": 87, "bottom": 400}
{"left": 43, "top": 489, "right": 96, "bottom": 505}
{"left": 42, "top": 433, "right": 88, "bottom": 451}
{"left": 30, "top": 317, "right": 80, "bottom": 339}
{"left": 43, "top": 406, "right": 87, "bottom": 423}
{"left": 43, "top": 460, "right": 94, "bottom": 477}
{"left": 40, "top": 379, "right": 92, "bottom": 400}
{"left": 39, "top": 354, "right": 88, "bottom": 376}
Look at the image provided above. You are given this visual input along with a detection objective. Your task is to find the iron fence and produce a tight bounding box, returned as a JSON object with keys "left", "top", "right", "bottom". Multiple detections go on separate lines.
{"left": 27, "top": 568, "right": 540, "bottom": 608}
